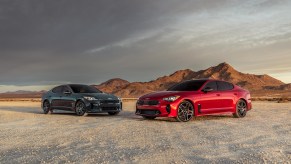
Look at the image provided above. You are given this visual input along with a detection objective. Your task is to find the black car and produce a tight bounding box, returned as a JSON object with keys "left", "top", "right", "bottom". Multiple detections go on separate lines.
{"left": 41, "top": 84, "right": 122, "bottom": 116}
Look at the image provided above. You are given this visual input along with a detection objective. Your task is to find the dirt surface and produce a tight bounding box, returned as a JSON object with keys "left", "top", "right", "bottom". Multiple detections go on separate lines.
{"left": 0, "top": 101, "right": 290, "bottom": 163}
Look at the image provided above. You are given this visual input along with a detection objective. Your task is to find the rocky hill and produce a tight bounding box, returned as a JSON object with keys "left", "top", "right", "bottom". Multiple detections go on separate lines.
{"left": 92, "top": 78, "right": 130, "bottom": 93}
{"left": 0, "top": 62, "right": 288, "bottom": 98}
{"left": 94, "top": 62, "right": 286, "bottom": 97}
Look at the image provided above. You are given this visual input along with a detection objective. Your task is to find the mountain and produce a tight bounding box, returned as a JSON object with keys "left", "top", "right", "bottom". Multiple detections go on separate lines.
{"left": 264, "top": 83, "right": 291, "bottom": 90}
{"left": 280, "top": 84, "right": 291, "bottom": 90}
{"left": 0, "top": 62, "right": 288, "bottom": 98}
{"left": 192, "top": 62, "right": 284, "bottom": 90}
{"left": 95, "top": 62, "right": 286, "bottom": 98}
{"left": 92, "top": 78, "right": 130, "bottom": 93}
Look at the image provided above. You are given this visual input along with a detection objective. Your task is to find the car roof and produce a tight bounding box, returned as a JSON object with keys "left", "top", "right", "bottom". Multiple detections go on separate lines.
{"left": 185, "top": 79, "right": 233, "bottom": 83}
{"left": 52, "top": 84, "right": 91, "bottom": 89}
{"left": 67, "top": 84, "right": 90, "bottom": 86}
{"left": 183, "top": 78, "right": 212, "bottom": 82}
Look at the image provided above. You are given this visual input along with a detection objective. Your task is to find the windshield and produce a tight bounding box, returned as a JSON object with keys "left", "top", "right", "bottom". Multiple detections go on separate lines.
{"left": 69, "top": 85, "right": 102, "bottom": 93}
{"left": 167, "top": 80, "right": 207, "bottom": 91}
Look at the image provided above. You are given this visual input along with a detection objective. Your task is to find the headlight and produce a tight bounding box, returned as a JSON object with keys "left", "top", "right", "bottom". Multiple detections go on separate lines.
{"left": 163, "top": 96, "right": 180, "bottom": 102}
{"left": 84, "top": 96, "right": 98, "bottom": 101}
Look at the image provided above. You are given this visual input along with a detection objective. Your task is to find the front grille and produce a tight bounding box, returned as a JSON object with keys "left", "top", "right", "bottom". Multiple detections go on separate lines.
{"left": 100, "top": 100, "right": 119, "bottom": 104}
{"left": 136, "top": 109, "right": 160, "bottom": 115}
{"left": 102, "top": 107, "right": 118, "bottom": 111}
{"left": 137, "top": 100, "right": 159, "bottom": 106}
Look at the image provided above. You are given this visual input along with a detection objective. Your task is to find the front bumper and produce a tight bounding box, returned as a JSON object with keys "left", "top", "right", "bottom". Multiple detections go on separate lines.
{"left": 85, "top": 100, "right": 122, "bottom": 113}
{"left": 247, "top": 101, "right": 252, "bottom": 111}
{"left": 135, "top": 100, "right": 179, "bottom": 117}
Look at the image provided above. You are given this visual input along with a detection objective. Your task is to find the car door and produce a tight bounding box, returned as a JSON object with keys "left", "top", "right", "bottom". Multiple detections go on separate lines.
{"left": 197, "top": 81, "right": 222, "bottom": 114}
{"left": 50, "top": 86, "right": 63, "bottom": 108}
{"left": 217, "top": 81, "right": 235, "bottom": 112}
{"left": 60, "top": 85, "right": 76, "bottom": 110}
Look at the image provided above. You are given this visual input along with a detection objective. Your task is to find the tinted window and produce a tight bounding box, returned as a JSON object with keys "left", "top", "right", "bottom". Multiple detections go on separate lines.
{"left": 167, "top": 80, "right": 207, "bottom": 91}
{"left": 203, "top": 81, "right": 217, "bottom": 91}
{"left": 217, "top": 81, "right": 234, "bottom": 91}
{"left": 62, "top": 86, "right": 71, "bottom": 92}
{"left": 69, "top": 85, "right": 102, "bottom": 93}
{"left": 52, "top": 86, "right": 63, "bottom": 93}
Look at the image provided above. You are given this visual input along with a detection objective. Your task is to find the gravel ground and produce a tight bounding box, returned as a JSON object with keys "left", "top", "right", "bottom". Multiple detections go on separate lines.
{"left": 0, "top": 101, "right": 290, "bottom": 163}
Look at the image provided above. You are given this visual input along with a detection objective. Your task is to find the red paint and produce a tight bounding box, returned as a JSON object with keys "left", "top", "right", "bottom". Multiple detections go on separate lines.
{"left": 136, "top": 79, "right": 252, "bottom": 119}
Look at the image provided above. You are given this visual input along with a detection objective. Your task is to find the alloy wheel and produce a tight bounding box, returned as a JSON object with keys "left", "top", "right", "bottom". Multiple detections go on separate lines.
{"left": 43, "top": 101, "right": 50, "bottom": 114}
{"left": 76, "top": 101, "right": 86, "bottom": 116}
{"left": 237, "top": 100, "right": 247, "bottom": 117}
{"left": 176, "top": 101, "right": 194, "bottom": 122}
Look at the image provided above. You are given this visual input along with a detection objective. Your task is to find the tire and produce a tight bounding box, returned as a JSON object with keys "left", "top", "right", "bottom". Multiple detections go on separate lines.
{"left": 75, "top": 101, "right": 86, "bottom": 116}
{"left": 42, "top": 100, "right": 51, "bottom": 114}
{"left": 108, "top": 111, "right": 120, "bottom": 115}
{"left": 233, "top": 99, "right": 247, "bottom": 118}
{"left": 176, "top": 100, "right": 194, "bottom": 122}
{"left": 142, "top": 116, "right": 156, "bottom": 120}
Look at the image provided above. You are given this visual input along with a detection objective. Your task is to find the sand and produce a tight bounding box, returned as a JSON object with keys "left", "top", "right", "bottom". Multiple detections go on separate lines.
{"left": 0, "top": 101, "right": 290, "bottom": 163}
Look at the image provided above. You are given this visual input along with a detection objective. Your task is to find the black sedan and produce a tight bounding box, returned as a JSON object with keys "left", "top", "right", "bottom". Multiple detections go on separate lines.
{"left": 41, "top": 84, "right": 122, "bottom": 116}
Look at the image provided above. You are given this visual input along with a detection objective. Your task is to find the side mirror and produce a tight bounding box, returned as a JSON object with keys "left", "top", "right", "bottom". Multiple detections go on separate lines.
{"left": 202, "top": 87, "right": 213, "bottom": 93}
{"left": 63, "top": 90, "right": 72, "bottom": 95}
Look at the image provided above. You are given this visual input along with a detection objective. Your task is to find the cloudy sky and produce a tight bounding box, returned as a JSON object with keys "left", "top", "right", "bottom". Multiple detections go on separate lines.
{"left": 1, "top": 0, "right": 291, "bottom": 92}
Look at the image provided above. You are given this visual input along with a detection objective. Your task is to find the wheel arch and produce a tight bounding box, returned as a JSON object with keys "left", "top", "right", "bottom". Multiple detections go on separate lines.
{"left": 74, "top": 99, "right": 87, "bottom": 116}
{"left": 175, "top": 99, "right": 195, "bottom": 122}
{"left": 233, "top": 98, "right": 248, "bottom": 113}
{"left": 238, "top": 98, "right": 248, "bottom": 110}
{"left": 43, "top": 98, "right": 49, "bottom": 103}
{"left": 183, "top": 98, "right": 196, "bottom": 115}
{"left": 240, "top": 97, "right": 247, "bottom": 102}
{"left": 238, "top": 97, "right": 247, "bottom": 105}
{"left": 42, "top": 99, "right": 51, "bottom": 106}
{"left": 75, "top": 98, "right": 84, "bottom": 107}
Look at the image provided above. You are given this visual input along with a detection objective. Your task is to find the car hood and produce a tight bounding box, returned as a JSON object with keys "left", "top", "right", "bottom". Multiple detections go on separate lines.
{"left": 139, "top": 91, "right": 183, "bottom": 99}
{"left": 140, "top": 91, "right": 201, "bottom": 99}
{"left": 80, "top": 93, "right": 118, "bottom": 100}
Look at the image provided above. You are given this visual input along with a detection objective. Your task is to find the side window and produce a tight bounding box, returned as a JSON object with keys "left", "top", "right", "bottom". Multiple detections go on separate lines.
{"left": 203, "top": 81, "right": 217, "bottom": 91}
{"left": 217, "top": 81, "right": 234, "bottom": 91}
{"left": 52, "top": 86, "right": 63, "bottom": 93}
{"left": 62, "top": 86, "right": 70, "bottom": 93}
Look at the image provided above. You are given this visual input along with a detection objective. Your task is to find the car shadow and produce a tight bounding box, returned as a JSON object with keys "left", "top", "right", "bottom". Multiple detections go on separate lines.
{"left": 0, "top": 106, "right": 44, "bottom": 114}
{"left": 0, "top": 106, "right": 234, "bottom": 121}
{"left": 124, "top": 113, "right": 234, "bottom": 122}
{"left": 193, "top": 115, "right": 233, "bottom": 121}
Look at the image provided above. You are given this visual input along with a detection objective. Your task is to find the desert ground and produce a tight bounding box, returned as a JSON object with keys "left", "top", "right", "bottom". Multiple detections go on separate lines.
{"left": 0, "top": 100, "right": 290, "bottom": 163}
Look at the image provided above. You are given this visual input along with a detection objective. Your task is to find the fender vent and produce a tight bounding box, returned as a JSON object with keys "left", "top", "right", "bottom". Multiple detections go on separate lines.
{"left": 198, "top": 104, "right": 201, "bottom": 113}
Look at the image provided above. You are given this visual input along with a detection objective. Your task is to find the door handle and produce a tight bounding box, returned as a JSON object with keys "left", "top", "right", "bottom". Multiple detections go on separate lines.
{"left": 216, "top": 94, "right": 220, "bottom": 96}
{"left": 234, "top": 93, "right": 238, "bottom": 95}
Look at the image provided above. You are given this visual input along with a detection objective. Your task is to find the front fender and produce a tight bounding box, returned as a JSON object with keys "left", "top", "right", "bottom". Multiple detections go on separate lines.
{"left": 167, "top": 97, "right": 196, "bottom": 117}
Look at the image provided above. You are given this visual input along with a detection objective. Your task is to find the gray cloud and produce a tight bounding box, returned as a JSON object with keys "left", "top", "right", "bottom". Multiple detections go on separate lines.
{"left": 0, "top": 0, "right": 291, "bottom": 90}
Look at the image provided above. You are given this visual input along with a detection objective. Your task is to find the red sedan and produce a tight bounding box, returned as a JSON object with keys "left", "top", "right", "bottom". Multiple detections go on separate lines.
{"left": 136, "top": 79, "right": 252, "bottom": 122}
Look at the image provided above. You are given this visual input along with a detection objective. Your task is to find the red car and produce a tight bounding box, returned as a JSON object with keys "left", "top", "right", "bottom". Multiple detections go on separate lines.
{"left": 136, "top": 79, "right": 252, "bottom": 122}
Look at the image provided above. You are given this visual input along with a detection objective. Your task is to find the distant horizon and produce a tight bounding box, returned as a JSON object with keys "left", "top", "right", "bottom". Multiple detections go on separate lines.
{"left": 0, "top": 62, "right": 289, "bottom": 93}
